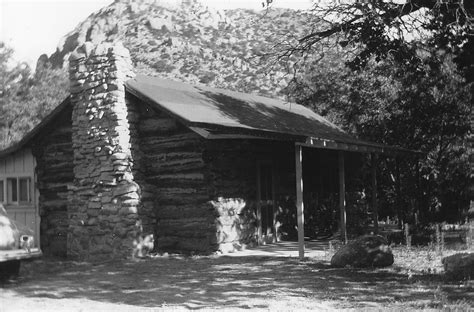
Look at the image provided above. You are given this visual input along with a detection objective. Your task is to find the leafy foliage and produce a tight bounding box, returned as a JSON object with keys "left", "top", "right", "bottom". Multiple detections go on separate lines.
{"left": 0, "top": 44, "right": 68, "bottom": 149}
{"left": 281, "top": 1, "right": 473, "bottom": 84}
{"left": 283, "top": 0, "right": 473, "bottom": 223}
{"left": 0, "top": 43, "right": 32, "bottom": 148}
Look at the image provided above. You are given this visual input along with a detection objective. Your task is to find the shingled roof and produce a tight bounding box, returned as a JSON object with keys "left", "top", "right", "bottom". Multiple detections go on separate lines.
{"left": 1, "top": 75, "right": 407, "bottom": 157}
{"left": 126, "top": 75, "right": 394, "bottom": 153}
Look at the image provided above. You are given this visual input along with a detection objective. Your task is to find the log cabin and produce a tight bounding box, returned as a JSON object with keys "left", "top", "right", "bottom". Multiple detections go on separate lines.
{"left": 0, "top": 42, "right": 407, "bottom": 260}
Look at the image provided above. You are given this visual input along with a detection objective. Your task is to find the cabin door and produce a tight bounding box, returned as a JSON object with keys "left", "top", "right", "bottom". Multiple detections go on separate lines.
{"left": 257, "top": 161, "right": 276, "bottom": 244}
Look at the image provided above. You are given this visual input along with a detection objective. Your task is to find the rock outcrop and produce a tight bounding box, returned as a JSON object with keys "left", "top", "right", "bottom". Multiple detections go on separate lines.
{"left": 45, "top": 0, "right": 314, "bottom": 98}
{"left": 331, "top": 235, "right": 394, "bottom": 268}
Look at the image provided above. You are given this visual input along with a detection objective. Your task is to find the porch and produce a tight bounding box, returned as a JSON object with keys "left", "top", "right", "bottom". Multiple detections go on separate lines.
{"left": 224, "top": 239, "right": 335, "bottom": 258}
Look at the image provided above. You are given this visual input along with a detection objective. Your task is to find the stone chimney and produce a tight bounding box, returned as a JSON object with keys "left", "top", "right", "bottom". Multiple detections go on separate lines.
{"left": 67, "top": 42, "right": 141, "bottom": 260}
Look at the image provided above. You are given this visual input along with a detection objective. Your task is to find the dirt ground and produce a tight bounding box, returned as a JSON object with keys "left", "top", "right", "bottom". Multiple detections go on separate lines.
{"left": 1, "top": 246, "right": 473, "bottom": 311}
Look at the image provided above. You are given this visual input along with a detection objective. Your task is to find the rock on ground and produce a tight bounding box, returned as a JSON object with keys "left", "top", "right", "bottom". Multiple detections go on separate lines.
{"left": 442, "top": 253, "right": 474, "bottom": 280}
{"left": 331, "top": 235, "right": 394, "bottom": 268}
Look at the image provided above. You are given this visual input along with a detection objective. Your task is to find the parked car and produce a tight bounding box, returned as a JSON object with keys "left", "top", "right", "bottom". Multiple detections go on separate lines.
{"left": 0, "top": 203, "right": 42, "bottom": 280}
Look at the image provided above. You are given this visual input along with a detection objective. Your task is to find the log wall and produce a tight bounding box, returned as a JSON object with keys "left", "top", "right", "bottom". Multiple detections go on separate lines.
{"left": 31, "top": 107, "right": 74, "bottom": 257}
{"left": 135, "top": 97, "right": 298, "bottom": 254}
{"left": 136, "top": 103, "right": 214, "bottom": 253}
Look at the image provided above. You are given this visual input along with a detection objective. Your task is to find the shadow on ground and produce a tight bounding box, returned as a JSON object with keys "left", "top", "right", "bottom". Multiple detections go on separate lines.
{"left": 2, "top": 254, "right": 473, "bottom": 310}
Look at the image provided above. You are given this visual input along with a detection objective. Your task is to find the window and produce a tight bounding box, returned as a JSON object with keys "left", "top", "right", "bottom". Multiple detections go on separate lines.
{"left": 1, "top": 177, "right": 32, "bottom": 205}
{"left": 19, "top": 178, "right": 30, "bottom": 202}
{"left": 7, "top": 178, "right": 17, "bottom": 203}
{"left": 0, "top": 180, "right": 4, "bottom": 202}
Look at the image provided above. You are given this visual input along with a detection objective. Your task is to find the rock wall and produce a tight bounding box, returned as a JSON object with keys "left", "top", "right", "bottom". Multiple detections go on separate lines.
{"left": 136, "top": 103, "right": 214, "bottom": 253}
{"left": 31, "top": 106, "right": 73, "bottom": 257}
{"left": 67, "top": 42, "right": 142, "bottom": 260}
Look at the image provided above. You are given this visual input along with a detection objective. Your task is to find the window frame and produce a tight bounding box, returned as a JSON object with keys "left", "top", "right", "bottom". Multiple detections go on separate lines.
{"left": 0, "top": 174, "right": 33, "bottom": 206}
{"left": 0, "top": 179, "right": 4, "bottom": 203}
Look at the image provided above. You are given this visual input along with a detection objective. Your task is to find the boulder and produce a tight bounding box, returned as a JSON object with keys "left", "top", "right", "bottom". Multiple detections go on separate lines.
{"left": 331, "top": 235, "right": 394, "bottom": 268}
{"left": 442, "top": 253, "right": 474, "bottom": 280}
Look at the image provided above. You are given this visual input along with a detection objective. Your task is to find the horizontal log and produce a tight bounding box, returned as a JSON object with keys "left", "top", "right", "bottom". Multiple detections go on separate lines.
{"left": 38, "top": 182, "right": 70, "bottom": 191}
{"left": 43, "top": 142, "right": 73, "bottom": 151}
{"left": 147, "top": 159, "right": 204, "bottom": 175}
{"left": 37, "top": 158, "right": 72, "bottom": 166}
{"left": 147, "top": 173, "right": 205, "bottom": 186}
{"left": 157, "top": 194, "right": 209, "bottom": 205}
{"left": 37, "top": 166, "right": 74, "bottom": 175}
{"left": 146, "top": 151, "right": 202, "bottom": 162}
{"left": 39, "top": 172, "right": 74, "bottom": 183}
{"left": 38, "top": 190, "right": 69, "bottom": 201}
{"left": 157, "top": 226, "right": 214, "bottom": 239}
{"left": 156, "top": 236, "right": 213, "bottom": 252}
{"left": 156, "top": 204, "right": 213, "bottom": 219}
{"left": 138, "top": 117, "right": 179, "bottom": 133}
{"left": 140, "top": 133, "right": 203, "bottom": 153}
{"left": 39, "top": 200, "right": 68, "bottom": 213}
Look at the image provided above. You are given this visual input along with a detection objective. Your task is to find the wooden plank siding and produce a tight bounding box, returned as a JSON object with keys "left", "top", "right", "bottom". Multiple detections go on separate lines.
{"left": 0, "top": 148, "right": 39, "bottom": 246}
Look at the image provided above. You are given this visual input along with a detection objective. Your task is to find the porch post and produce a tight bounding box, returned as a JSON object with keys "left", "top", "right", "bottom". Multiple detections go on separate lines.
{"left": 338, "top": 151, "right": 347, "bottom": 244}
{"left": 295, "top": 144, "right": 304, "bottom": 259}
{"left": 371, "top": 153, "right": 379, "bottom": 234}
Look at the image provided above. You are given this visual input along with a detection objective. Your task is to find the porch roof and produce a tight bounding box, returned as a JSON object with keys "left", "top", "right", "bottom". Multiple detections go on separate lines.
{"left": 126, "top": 75, "right": 404, "bottom": 154}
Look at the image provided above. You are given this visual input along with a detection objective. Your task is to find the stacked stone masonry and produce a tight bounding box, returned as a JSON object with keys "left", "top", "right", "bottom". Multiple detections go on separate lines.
{"left": 67, "top": 42, "right": 142, "bottom": 260}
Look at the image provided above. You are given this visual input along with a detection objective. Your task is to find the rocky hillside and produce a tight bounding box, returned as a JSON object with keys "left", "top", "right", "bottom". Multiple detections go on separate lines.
{"left": 44, "top": 0, "right": 314, "bottom": 97}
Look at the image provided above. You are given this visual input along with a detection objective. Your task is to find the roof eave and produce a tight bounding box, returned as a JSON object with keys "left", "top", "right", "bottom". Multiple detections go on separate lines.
{"left": 298, "top": 137, "right": 421, "bottom": 155}
{"left": 126, "top": 82, "right": 418, "bottom": 155}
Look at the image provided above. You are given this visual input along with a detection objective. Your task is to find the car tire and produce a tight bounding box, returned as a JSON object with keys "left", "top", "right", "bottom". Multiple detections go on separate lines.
{"left": 0, "top": 260, "right": 21, "bottom": 281}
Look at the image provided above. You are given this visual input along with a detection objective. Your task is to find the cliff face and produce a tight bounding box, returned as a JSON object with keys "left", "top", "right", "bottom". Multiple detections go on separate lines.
{"left": 46, "top": 0, "right": 313, "bottom": 97}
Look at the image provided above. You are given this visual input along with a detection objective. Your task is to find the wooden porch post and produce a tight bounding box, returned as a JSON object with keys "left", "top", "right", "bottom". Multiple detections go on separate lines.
{"left": 338, "top": 151, "right": 347, "bottom": 244}
{"left": 395, "top": 156, "right": 402, "bottom": 226}
{"left": 295, "top": 144, "right": 305, "bottom": 259}
{"left": 371, "top": 153, "right": 379, "bottom": 234}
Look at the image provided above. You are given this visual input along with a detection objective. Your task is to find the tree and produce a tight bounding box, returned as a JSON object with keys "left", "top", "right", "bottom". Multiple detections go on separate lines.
{"left": 289, "top": 50, "right": 471, "bottom": 222}
{"left": 0, "top": 44, "right": 68, "bottom": 149}
{"left": 274, "top": 0, "right": 474, "bottom": 223}
{"left": 274, "top": 1, "right": 473, "bottom": 84}
{"left": 0, "top": 43, "right": 32, "bottom": 148}
{"left": 27, "top": 56, "right": 68, "bottom": 122}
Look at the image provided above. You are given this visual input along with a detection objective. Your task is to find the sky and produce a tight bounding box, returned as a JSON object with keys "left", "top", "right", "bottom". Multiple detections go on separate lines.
{"left": 0, "top": 0, "right": 313, "bottom": 69}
